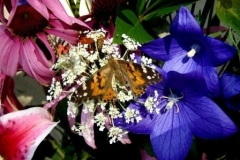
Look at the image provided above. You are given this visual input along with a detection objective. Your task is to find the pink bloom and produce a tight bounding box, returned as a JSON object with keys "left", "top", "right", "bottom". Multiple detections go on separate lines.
{"left": 0, "top": 107, "right": 58, "bottom": 159}
{"left": 0, "top": 71, "right": 23, "bottom": 115}
{"left": 0, "top": 0, "right": 90, "bottom": 85}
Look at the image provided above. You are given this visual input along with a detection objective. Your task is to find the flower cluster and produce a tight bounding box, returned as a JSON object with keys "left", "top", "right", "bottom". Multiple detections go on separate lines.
{"left": 114, "top": 7, "right": 238, "bottom": 160}
{"left": 46, "top": 28, "right": 161, "bottom": 148}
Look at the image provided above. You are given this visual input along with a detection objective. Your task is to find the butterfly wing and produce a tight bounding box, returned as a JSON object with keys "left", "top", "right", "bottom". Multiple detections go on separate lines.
{"left": 117, "top": 60, "right": 162, "bottom": 96}
{"left": 71, "top": 64, "right": 117, "bottom": 103}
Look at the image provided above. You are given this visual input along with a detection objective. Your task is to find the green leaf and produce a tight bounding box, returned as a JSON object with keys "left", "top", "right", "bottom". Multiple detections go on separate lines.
{"left": 143, "top": 5, "right": 181, "bottom": 21}
{"left": 142, "top": 1, "right": 199, "bottom": 21}
{"left": 113, "top": 9, "right": 153, "bottom": 44}
{"left": 136, "top": 0, "right": 147, "bottom": 16}
{"left": 216, "top": 0, "right": 240, "bottom": 36}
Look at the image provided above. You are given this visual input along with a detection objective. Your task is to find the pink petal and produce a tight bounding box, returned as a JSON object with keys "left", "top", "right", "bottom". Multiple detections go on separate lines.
{"left": 0, "top": 75, "right": 24, "bottom": 114}
{"left": 70, "top": 16, "right": 91, "bottom": 29}
{"left": 202, "top": 152, "right": 208, "bottom": 160}
{"left": 81, "top": 105, "right": 96, "bottom": 149}
{"left": 19, "top": 38, "right": 54, "bottom": 85}
{"left": 0, "top": 0, "right": 6, "bottom": 24}
{"left": 42, "top": 0, "right": 72, "bottom": 25}
{"left": 6, "top": 0, "right": 18, "bottom": 26}
{"left": 27, "top": 0, "right": 49, "bottom": 20}
{"left": 0, "top": 107, "right": 58, "bottom": 160}
{"left": 36, "top": 33, "right": 56, "bottom": 63}
{"left": 45, "top": 28, "right": 79, "bottom": 45}
{"left": 43, "top": 84, "right": 74, "bottom": 110}
{"left": 0, "top": 29, "right": 19, "bottom": 76}
{"left": 119, "top": 134, "right": 132, "bottom": 144}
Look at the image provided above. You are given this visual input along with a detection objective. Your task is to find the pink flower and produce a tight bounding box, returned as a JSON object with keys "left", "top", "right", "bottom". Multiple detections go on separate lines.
{"left": 0, "top": 107, "right": 58, "bottom": 159}
{"left": 0, "top": 71, "right": 23, "bottom": 115}
{"left": 0, "top": 0, "right": 90, "bottom": 85}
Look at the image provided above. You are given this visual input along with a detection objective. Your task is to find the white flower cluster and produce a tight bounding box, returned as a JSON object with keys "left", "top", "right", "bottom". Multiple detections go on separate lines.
{"left": 124, "top": 108, "right": 142, "bottom": 123}
{"left": 46, "top": 78, "right": 62, "bottom": 101}
{"left": 71, "top": 122, "right": 93, "bottom": 137}
{"left": 122, "top": 34, "right": 141, "bottom": 50}
{"left": 101, "top": 38, "right": 120, "bottom": 57}
{"left": 108, "top": 106, "right": 122, "bottom": 119}
{"left": 144, "top": 90, "right": 160, "bottom": 114}
{"left": 48, "top": 29, "right": 158, "bottom": 144}
{"left": 67, "top": 101, "right": 78, "bottom": 118}
{"left": 108, "top": 127, "right": 128, "bottom": 144}
{"left": 94, "top": 112, "right": 107, "bottom": 131}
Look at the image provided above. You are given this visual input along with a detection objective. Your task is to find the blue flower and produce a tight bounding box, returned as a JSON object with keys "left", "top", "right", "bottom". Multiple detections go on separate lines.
{"left": 220, "top": 72, "right": 240, "bottom": 111}
{"left": 115, "top": 71, "right": 237, "bottom": 160}
{"left": 140, "top": 6, "right": 236, "bottom": 97}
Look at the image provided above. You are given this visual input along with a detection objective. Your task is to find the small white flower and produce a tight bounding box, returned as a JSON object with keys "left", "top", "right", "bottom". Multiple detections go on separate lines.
{"left": 122, "top": 34, "right": 141, "bottom": 50}
{"left": 102, "top": 38, "right": 120, "bottom": 56}
{"left": 124, "top": 108, "right": 142, "bottom": 123}
{"left": 67, "top": 101, "right": 78, "bottom": 118}
{"left": 144, "top": 90, "right": 160, "bottom": 114}
{"left": 94, "top": 112, "right": 107, "bottom": 131}
{"left": 83, "top": 100, "right": 96, "bottom": 113}
{"left": 141, "top": 56, "right": 153, "bottom": 66}
{"left": 108, "top": 107, "right": 122, "bottom": 119}
{"left": 47, "top": 78, "right": 62, "bottom": 101}
{"left": 108, "top": 127, "right": 128, "bottom": 144}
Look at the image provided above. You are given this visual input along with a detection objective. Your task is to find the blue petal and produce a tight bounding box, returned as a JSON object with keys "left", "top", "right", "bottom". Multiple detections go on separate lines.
{"left": 114, "top": 102, "right": 155, "bottom": 134}
{"left": 140, "top": 36, "right": 185, "bottom": 61}
{"left": 162, "top": 53, "right": 197, "bottom": 73}
{"left": 170, "top": 7, "right": 203, "bottom": 39}
{"left": 165, "top": 71, "right": 208, "bottom": 97}
{"left": 220, "top": 73, "right": 240, "bottom": 110}
{"left": 150, "top": 107, "right": 193, "bottom": 160}
{"left": 203, "top": 36, "right": 236, "bottom": 66}
{"left": 201, "top": 67, "right": 220, "bottom": 97}
{"left": 184, "top": 96, "right": 237, "bottom": 138}
{"left": 163, "top": 56, "right": 220, "bottom": 97}
{"left": 220, "top": 72, "right": 240, "bottom": 98}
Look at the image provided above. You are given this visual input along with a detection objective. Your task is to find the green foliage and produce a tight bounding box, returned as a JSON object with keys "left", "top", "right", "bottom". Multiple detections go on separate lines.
{"left": 135, "top": 0, "right": 199, "bottom": 22}
{"left": 216, "top": 0, "right": 240, "bottom": 36}
{"left": 113, "top": 8, "right": 154, "bottom": 44}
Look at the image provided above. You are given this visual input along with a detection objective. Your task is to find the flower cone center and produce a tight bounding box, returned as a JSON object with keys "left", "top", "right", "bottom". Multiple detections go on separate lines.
{"left": 9, "top": 4, "right": 48, "bottom": 38}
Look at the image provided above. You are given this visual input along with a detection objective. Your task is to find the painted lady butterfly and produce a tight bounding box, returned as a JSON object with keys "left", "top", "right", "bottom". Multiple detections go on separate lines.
{"left": 71, "top": 57, "right": 162, "bottom": 103}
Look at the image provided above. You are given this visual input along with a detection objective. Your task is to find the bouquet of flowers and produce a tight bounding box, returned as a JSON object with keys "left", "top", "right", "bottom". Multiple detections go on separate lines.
{"left": 0, "top": 0, "right": 240, "bottom": 159}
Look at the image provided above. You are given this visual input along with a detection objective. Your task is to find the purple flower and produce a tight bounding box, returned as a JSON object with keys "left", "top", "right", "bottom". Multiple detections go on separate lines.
{"left": 141, "top": 6, "right": 236, "bottom": 97}
{"left": 0, "top": 0, "right": 90, "bottom": 85}
{"left": 220, "top": 72, "right": 240, "bottom": 111}
{"left": 115, "top": 71, "right": 237, "bottom": 160}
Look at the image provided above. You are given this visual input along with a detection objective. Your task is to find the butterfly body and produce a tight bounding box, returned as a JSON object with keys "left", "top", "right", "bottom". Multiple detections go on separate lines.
{"left": 71, "top": 57, "right": 162, "bottom": 103}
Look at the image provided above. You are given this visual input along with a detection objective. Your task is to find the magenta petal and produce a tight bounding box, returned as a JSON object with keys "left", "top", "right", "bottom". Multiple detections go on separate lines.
{"left": 0, "top": 0, "right": 6, "bottom": 24}
{"left": 0, "top": 107, "right": 58, "bottom": 160}
{"left": 36, "top": 33, "right": 56, "bottom": 63}
{"left": 27, "top": 0, "right": 49, "bottom": 20}
{"left": 69, "top": 16, "right": 91, "bottom": 29}
{"left": 6, "top": 0, "right": 18, "bottom": 25}
{"left": 45, "top": 28, "right": 79, "bottom": 45}
{"left": 19, "top": 38, "right": 54, "bottom": 85}
{"left": 42, "top": 0, "right": 72, "bottom": 25}
{"left": 0, "top": 30, "right": 19, "bottom": 76}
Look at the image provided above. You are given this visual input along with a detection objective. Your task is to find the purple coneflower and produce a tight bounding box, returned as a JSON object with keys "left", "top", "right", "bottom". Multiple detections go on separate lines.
{"left": 0, "top": 0, "right": 89, "bottom": 85}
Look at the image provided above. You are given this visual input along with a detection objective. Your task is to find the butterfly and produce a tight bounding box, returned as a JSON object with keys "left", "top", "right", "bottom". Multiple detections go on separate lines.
{"left": 71, "top": 57, "right": 162, "bottom": 103}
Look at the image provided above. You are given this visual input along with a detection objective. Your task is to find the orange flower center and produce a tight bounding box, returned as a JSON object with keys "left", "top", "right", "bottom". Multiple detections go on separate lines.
{"left": 8, "top": 4, "right": 48, "bottom": 38}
